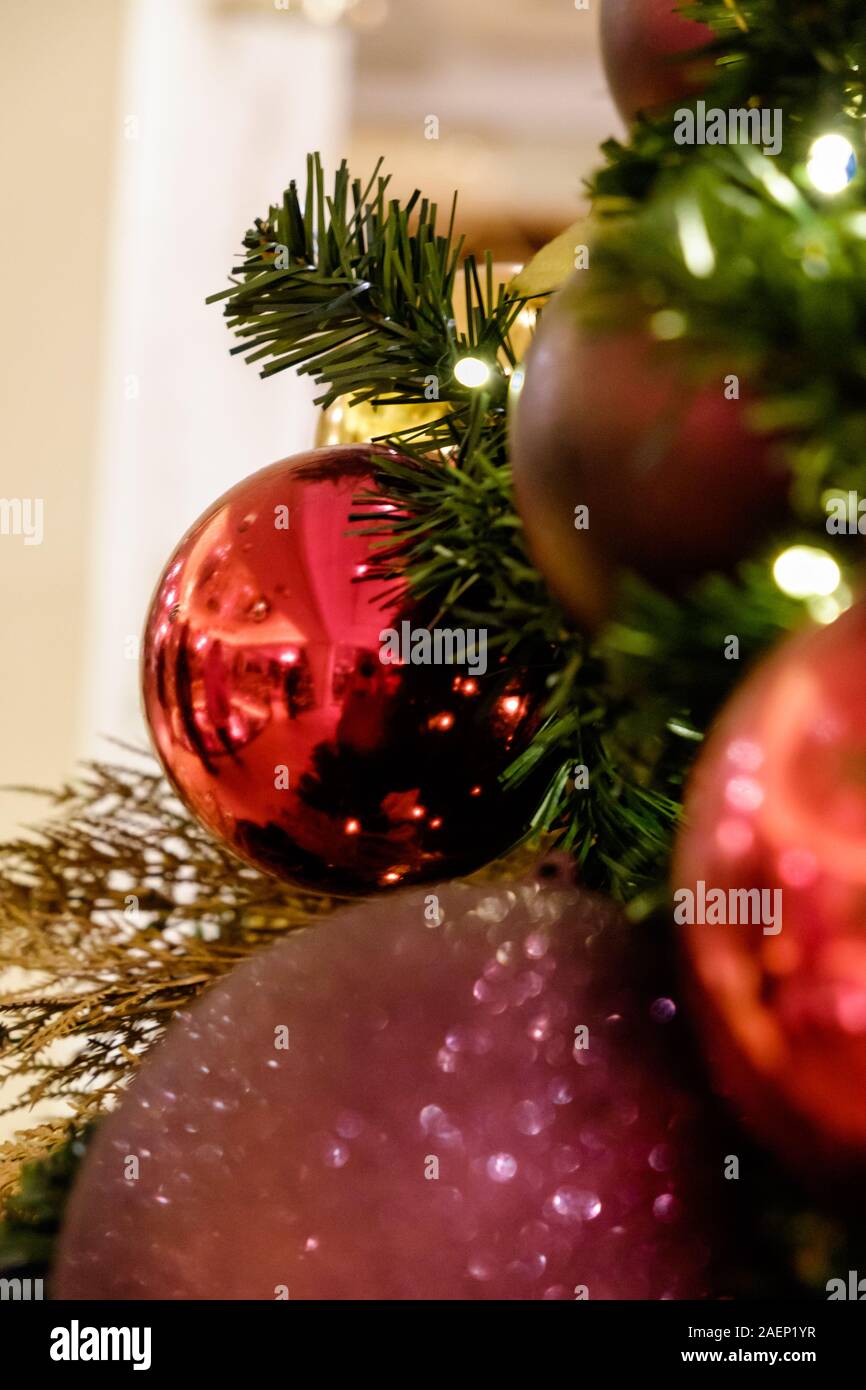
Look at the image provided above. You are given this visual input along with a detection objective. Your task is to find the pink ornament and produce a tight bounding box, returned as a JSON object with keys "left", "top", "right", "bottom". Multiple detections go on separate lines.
{"left": 673, "top": 601, "right": 866, "bottom": 1176}
{"left": 55, "top": 868, "right": 726, "bottom": 1300}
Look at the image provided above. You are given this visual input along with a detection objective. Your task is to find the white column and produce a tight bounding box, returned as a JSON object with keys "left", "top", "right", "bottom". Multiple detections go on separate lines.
{"left": 82, "top": 0, "right": 353, "bottom": 754}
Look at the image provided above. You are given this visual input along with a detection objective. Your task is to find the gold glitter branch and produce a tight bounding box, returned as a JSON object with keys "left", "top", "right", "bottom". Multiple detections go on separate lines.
{"left": 0, "top": 753, "right": 340, "bottom": 1179}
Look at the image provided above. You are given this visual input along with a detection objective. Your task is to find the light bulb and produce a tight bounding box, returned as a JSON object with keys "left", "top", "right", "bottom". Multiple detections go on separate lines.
{"left": 773, "top": 545, "right": 842, "bottom": 599}
{"left": 454, "top": 356, "right": 491, "bottom": 389}
{"left": 807, "top": 134, "right": 857, "bottom": 194}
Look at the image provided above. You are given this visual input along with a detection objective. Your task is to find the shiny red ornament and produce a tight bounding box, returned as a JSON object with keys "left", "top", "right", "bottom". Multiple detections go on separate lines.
{"left": 142, "top": 447, "right": 544, "bottom": 895}
{"left": 55, "top": 866, "right": 729, "bottom": 1300}
{"left": 600, "top": 0, "right": 714, "bottom": 123}
{"left": 673, "top": 601, "right": 866, "bottom": 1177}
{"left": 511, "top": 279, "right": 790, "bottom": 628}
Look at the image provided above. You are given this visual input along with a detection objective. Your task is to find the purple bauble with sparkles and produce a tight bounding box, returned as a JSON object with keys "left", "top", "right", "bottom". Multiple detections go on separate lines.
{"left": 55, "top": 866, "right": 727, "bottom": 1300}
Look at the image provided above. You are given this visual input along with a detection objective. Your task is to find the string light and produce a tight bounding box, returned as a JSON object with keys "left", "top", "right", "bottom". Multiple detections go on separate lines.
{"left": 650, "top": 309, "right": 687, "bottom": 341}
{"left": 677, "top": 201, "right": 716, "bottom": 279}
{"left": 454, "top": 356, "right": 491, "bottom": 389}
{"left": 807, "top": 134, "right": 857, "bottom": 194}
{"left": 772, "top": 545, "right": 841, "bottom": 599}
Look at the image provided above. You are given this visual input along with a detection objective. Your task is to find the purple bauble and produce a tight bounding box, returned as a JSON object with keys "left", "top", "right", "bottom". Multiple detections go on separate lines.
{"left": 56, "top": 868, "right": 728, "bottom": 1300}
{"left": 601, "top": 0, "right": 715, "bottom": 123}
{"left": 511, "top": 281, "right": 791, "bottom": 629}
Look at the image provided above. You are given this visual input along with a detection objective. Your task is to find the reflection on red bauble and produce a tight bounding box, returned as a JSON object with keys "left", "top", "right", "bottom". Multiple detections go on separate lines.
{"left": 601, "top": 0, "right": 715, "bottom": 123}
{"left": 511, "top": 278, "right": 790, "bottom": 628}
{"left": 55, "top": 869, "right": 731, "bottom": 1300}
{"left": 673, "top": 602, "right": 866, "bottom": 1176}
{"left": 142, "top": 447, "right": 545, "bottom": 895}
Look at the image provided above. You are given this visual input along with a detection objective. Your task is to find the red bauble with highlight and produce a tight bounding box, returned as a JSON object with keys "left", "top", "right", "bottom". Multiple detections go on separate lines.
{"left": 673, "top": 602, "right": 866, "bottom": 1178}
{"left": 142, "top": 447, "right": 544, "bottom": 895}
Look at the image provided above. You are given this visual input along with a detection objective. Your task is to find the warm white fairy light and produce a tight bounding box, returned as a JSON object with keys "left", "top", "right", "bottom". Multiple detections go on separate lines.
{"left": 773, "top": 545, "right": 842, "bottom": 600}
{"left": 454, "top": 356, "right": 491, "bottom": 389}
{"left": 807, "top": 134, "right": 857, "bottom": 194}
{"left": 677, "top": 201, "right": 716, "bottom": 279}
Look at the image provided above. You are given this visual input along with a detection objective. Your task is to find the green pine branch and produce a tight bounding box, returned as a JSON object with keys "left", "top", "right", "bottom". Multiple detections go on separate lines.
{"left": 206, "top": 154, "right": 524, "bottom": 413}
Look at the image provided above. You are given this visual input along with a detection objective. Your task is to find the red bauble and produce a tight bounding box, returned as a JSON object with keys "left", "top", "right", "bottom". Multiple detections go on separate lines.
{"left": 511, "top": 279, "right": 790, "bottom": 628}
{"left": 55, "top": 868, "right": 729, "bottom": 1300}
{"left": 673, "top": 602, "right": 866, "bottom": 1177}
{"left": 142, "top": 447, "right": 545, "bottom": 895}
{"left": 600, "top": 0, "right": 714, "bottom": 123}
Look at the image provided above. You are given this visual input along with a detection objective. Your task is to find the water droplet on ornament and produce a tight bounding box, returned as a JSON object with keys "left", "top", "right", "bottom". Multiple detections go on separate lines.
{"left": 508, "top": 1253, "right": 547, "bottom": 1281}
{"left": 580, "top": 1126, "right": 607, "bottom": 1154}
{"left": 650, "top": 997, "right": 676, "bottom": 1023}
{"left": 653, "top": 1192, "right": 680, "bottom": 1223}
{"left": 524, "top": 931, "right": 550, "bottom": 959}
{"left": 195, "top": 1144, "right": 224, "bottom": 1165}
{"left": 322, "top": 1138, "right": 350, "bottom": 1169}
{"left": 474, "top": 894, "right": 513, "bottom": 925}
{"left": 419, "top": 1105, "right": 443, "bottom": 1134}
{"left": 467, "top": 1252, "right": 498, "bottom": 1281}
{"left": 246, "top": 597, "right": 271, "bottom": 622}
{"left": 716, "top": 818, "right": 754, "bottom": 859}
{"left": 548, "top": 1077, "right": 574, "bottom": 1106}
{"left": 649, "top": 1143, "right": 673, "bottom": 1172}
{"left": 725, "top": 775, "right": 764, "bottom": 814}
{"left": 486, "top": 1152, "right": 518, "bottom": 1183}
{"left": 512, "top": 1100, "right": 550, "bottom": 1136}
{"left": 778, "top": 847, "right": 819, "bottom": 888}
{"left": 527, "top": 1011, "right": 553, "bottom": 1041}
{"left": 727, "top": 738, "right": 764, "bottom": 771}
{"left": 552, "top": 1145, "right": 582, "bottom": 1175}
{"left": 437, "top": 1046, "right": 458, "bottom": 1073}
{"left": 550, "top": 1186, "right": 601, "bottom": 1221}
{"left": 210, "top": 1096, "right": 239, "bottom": 1114}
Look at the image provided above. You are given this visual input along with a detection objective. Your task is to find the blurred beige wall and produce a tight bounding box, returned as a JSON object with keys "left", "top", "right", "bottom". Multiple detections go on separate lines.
{"left": 0, "top": 0, "right": 128, "bottom": 835}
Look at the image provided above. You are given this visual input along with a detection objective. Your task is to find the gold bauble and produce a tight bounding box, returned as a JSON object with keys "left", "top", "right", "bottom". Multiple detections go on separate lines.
{"left": 315, "top": 397, "right": 443, "bottom": 448}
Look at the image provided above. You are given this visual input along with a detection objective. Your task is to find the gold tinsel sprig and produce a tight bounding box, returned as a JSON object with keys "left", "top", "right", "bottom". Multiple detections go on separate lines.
{"left": 0, "top": 752, "right": 339, "bottom": 1137}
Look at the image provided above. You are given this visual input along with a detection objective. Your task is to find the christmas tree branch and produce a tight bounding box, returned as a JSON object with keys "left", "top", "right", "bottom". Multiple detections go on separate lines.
{"left": 0, "top": 755, "right": 340, "bottom": 1121}
{"left": 207, "top": 142, "right": 866, "bottom": 904}
{"left": 206, "top": 153, "right": 523, "bottom": 412}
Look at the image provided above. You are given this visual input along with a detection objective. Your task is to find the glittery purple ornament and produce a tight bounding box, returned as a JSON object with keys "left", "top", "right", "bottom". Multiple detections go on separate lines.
{"left": 55, "top": 870, "right": 726, "bottom": 1300}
